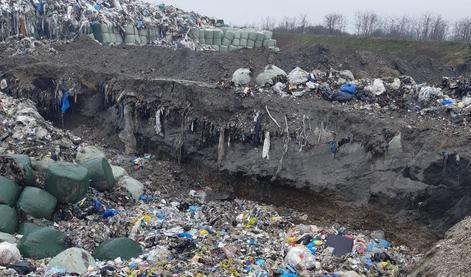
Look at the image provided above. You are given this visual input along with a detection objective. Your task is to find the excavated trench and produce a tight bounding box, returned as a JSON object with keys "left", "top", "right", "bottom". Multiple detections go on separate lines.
{"left": 6, "top": 69, "right": 471, "bottom": 252}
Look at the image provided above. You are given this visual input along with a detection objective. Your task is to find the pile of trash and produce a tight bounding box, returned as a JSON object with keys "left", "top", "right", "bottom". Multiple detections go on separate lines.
{"left": 0, "top": 0, "right": 277, "bottom": 51}
{"left": 0, "top": 91, "right": 418, "bottom": 276}
{"left": 231, "top": 65, "right": 471, "bottom": 123}
{"left": 0, "top": 91, "right": 78, "bottom": 159}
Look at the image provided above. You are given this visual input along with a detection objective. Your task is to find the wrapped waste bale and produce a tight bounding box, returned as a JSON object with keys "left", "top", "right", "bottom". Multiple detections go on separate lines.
{"left": 8, "top": 155, "right": 36, "bottom": 186}
{"left": 118, "top": 176, "right": 144, "bottom": 200}
{"left": 256, "top": 65, "right": 287, "bottom": 86}
{"left": 240, "top": 38, "right": 248, "bottom": 47}
{"left": 263, "top": 39, "right": 277, "bottom": 48}
{"left": 232, "top": 38, "right": 240, "bottom": 46}
{"left": 222, "top": 37, "right": 231, "bottom": 46}
{"left": 232, "top": 68, "right": 252, "bottom": 86}
{"left": 81, "top": 158, "right": 115, "bottom": 191}
{"left": 213, "top": 29, "right": 223, "bottom": 45}
{"left": 255, "top": 40, "right": 263, "bottom": 48}
{"left": 0, "top": 205, "right": 18, "bottom": 234}
{"left": 263, "top": 30, "right": 273, "bottom": 40}
{"left": 76, "top": 145, "right": 106, "bottom": 164}
{"left": 288, "top": 67, "right": 309, "bottom": 85}
{"left": 48, "top": 248, "right": 96, "bottom": 275}
{"left": 17, "top": 187, "right": 57, "bottom": 219}
{"left": 18, "top": 227, "right": 66, "bottom": 259}
{"left": 220, "top": 45, "right": 228, "bottom": 52}
{"left": 0, "top": 242, "right": 21, "bottom": 265}
{"left": 18, "top": 222, "right": 45, "bottom": 236}
{"left": 45, "top": 162, "right": 90, "bottom": 204}
{"left": 204, "top": 29, "right": 214, "bottom": 45}
{"left": 93, "top": 238, "right": 143, "bottom": 260}
{"left": 0, "top": 176, "right": 20, "bottom": 207}
{"left": 198, "top": 29, "right": 205, "bottom": 43}
{"left": 248, "top": 31, "right": 258, "bottom": 41}
{"left": 247, "top": 39, "right": 255, "bottom": 48}
{"left": 240, "top": 30, "right": 249, "bottom": 40}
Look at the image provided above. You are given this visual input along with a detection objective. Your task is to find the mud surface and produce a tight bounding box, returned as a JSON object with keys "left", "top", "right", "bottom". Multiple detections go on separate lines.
{"left": 2, "top": 37, "right": 471, "bottom": 252}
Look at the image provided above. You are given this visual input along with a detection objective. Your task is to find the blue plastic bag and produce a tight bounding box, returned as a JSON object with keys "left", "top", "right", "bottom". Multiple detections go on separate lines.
{"left": 60, "top": 90, "right": 70, "bottom": 113}
{"left": 37, "top": 0, "right": 44, "bottom": 15}
{"left": 441, "top": 98, "right": 455, "bottom": 107}
{"left": 340, "top": 83, "right": 357, "bottom": 95}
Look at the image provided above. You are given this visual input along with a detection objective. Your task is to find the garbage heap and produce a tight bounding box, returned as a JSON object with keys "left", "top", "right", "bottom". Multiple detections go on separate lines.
{"left": 0, "top": 0, "right": 277, "bottom": 51}
{"left": 232, "top": 65, "right": 471, "bottom": 123}
{"left": 0, "top": 92, "right": 418, "bottom": 276}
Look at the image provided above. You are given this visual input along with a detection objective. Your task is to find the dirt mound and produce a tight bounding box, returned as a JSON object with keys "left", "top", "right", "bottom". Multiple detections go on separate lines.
{"left": 409, "top": 217, "right": 471, "bottom": 277}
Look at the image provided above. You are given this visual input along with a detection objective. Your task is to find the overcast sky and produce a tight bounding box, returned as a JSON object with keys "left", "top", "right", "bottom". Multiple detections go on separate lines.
{"left": 151, "top": 0, "right": 469, "bottom": 26}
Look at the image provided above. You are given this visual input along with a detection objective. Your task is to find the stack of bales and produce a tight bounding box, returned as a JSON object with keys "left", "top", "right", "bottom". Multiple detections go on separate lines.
{"left": 91, "top": 22, "right": 154, "bottom": 46}
{"left": 91, "top": 22, "right": 124, "bottom": 45}
{"left": 190, "top": 27, "right": 279, "bottom": 52}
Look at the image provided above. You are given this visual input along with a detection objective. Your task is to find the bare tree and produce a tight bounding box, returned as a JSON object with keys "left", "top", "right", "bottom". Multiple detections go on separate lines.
{"left": 355, "top": 11, "right": 380, "bottom": 36}
{"left": 453, "top": 18, "right": 471, "bottom": 42}
{"left": 297, "top": 14, "right": 309, "bottom": 33}
{"left": 261, "top": 17, "right": 277, "bottom": 30}
{"left": 324, "top": 13, "right": 347, "bottom": 34}
{"left": 416, "top": 13, "right": 449, "bottom": 40}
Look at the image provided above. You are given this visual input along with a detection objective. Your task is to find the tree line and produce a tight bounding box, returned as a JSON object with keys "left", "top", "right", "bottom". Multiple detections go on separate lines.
{"left": 260, "top": 12, "right": 471, "bottom": 42}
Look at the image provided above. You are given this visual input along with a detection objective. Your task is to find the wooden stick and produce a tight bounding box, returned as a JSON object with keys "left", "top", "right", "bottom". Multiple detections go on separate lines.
{"left": 265, "top": 105, "right": 281, "bottom": 128}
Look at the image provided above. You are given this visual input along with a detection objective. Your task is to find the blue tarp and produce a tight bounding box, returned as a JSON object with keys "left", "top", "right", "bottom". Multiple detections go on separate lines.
{"left": 37, "top": 0, "right": 44, "bottom": 15}
{"left": 60, "top": 91, "right": 70, "bottom": 113}
{"left": 340, "top": 83, "right": 357, "bottom": 95}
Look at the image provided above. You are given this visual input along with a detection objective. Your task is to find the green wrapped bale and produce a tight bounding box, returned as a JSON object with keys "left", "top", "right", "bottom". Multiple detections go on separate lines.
{"left": 45, "top": 162, "right": 90, "bottom": 204}
{"left": 125, "top": 25, "right": 136, "bottom": 35}
{"left": 204, "top": 29, "right": 214, "bottom": 39}
{"left": 219, "top": 45, "right": 228, "bottom": 53}
{"left": 232, "top": 39, "right": 240, "bottom": 46}
{"left": 138, "top": 28, "right": 148, "bottom": 37}
{"left": 139, "top": 35, "right": 148, "bottom": 45}
{"left": 263, "top": 39, "right": 276, "bottom": 48}
{"left": 263, "top": 30, "right": 273, "bottom": 40}
{"left": 248, "top": 32, "right": 257, "bottom": 41}
{"left": 101, "top": 32, "right": 115, "bottom": 45}
{"left": 115, "top": 33, "right": 124, "bottom": 44}
{"left": 99, "top": 23, "right": 110, "bottom": 34}
{"left": 256, "top": 32, "right": 265, "bottom": 41}
{"left": 225, "top": 30, "right": 235, "bottom": 40}
{"left": 81, "top": 158, "right": 115, "bottom": 191}
{"left": 255, "top": 40, "right": 263, "bottom": 48}
{"left": 76, "top": 146, "right": 106, "bottom": 164}
{"left": 240, "top": 39, "right": 248, "bottom": 47}
{"left": 229, "top": 45, "right": 239, "bottom": 51}
{"left": 9, "top": 154, "right": 35, "bottom": 186}
{"left": 18, "top": 227, "right": 66, "bottom": 259}
{"left": 247, "top": 39, "right": 255, "bottom": 48}
{"left": 17, "top": 187, "right": 57, "bottom": 219}
{"left": 93, "top": 238, "right": 143, "bottom": 261}
{"left": 18, "top": 222, "right": 44, "bottom": 236}
{"left": 0, "top": 176, "right": 20, "bottom": 206}
{"left": 222, "top": 38, "right": 231, "bottom": 46}
{"left": 240, "top": 30, "right": 249, "bottom": 40}
{"left": 125, "top": 34, "right": 136, "bottom": 45}
{"left": 0, "top": 205, "right": 17, "bottom": 234}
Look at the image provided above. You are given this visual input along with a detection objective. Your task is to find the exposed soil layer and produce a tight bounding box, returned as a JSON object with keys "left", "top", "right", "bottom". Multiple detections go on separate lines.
{"left": 2, "top": 37, "right": 471, "bottom": 253}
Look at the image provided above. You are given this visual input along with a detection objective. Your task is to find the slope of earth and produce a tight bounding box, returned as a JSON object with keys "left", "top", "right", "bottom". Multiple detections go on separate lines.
{"left": 275, "top": 33, "right": 471, "bottom": 82}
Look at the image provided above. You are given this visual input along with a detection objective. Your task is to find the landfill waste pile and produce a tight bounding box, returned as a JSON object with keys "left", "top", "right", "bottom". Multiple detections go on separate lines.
{"left": 232, "top": 66, "right": 471, "bottom": 124}
{"left": 0, "top": 0, "right": 277, "bottom": 51}
{"left": 0, "top": 90, "right": 419, "bottom": 276}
